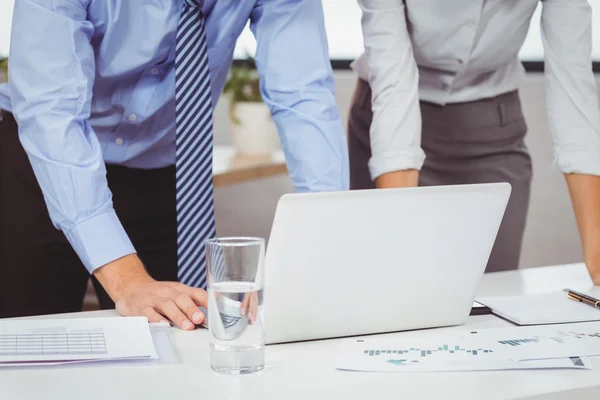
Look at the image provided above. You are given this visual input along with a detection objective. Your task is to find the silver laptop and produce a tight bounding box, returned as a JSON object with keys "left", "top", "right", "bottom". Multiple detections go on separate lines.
{"left": 262, "top": 182, "right": 511, "bottom": 344}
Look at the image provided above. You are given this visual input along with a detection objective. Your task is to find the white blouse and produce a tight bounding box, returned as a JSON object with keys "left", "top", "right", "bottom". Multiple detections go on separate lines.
{"left": 355, "top": 0, "right": 600, "bottom": 180}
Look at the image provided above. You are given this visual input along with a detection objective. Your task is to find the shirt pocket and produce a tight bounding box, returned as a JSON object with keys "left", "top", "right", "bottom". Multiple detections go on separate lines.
{"left": 207, "top": 34, "right": 237, "bottom": 71}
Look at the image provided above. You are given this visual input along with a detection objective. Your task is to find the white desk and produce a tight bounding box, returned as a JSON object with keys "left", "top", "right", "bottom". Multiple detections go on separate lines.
{"left": 3, "top": 264, "right": 600, "bottom": 400}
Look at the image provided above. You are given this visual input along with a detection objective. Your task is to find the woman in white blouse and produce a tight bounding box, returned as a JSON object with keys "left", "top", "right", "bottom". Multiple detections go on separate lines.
{"left": 350, "top": 0, "right": 600, "bottom": 280}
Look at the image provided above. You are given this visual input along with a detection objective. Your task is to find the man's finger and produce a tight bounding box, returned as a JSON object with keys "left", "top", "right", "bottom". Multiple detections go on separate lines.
{"left": 241, "top": 293, "right": 250, "bottom": 316}
{"left": 155, "top": 299, "right": 194, "bottom": 331}
{"left": 140, "top": 305, "right": 167, "bottom": 324}
{"left": 184, "top": 286, "right": 208, "bottom": 308}
{"left": 175, "top": 293, "right": 204, "bottom": 325}
{"left": 249, "top": 292, "right": 258, "bottom": 324}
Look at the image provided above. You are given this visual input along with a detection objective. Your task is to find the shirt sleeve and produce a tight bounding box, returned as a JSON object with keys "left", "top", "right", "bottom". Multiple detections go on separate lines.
{"left": 358, "top": 0, "right": 425, "bottom": 180}
{"left": 9, "top": 0, "right": 135, "bottom": 273}
{"left": 249, "top": 0, "right": 349, "bottom": 193}
{"left": 540, "top": 0, "right": 600, "bottom": 175}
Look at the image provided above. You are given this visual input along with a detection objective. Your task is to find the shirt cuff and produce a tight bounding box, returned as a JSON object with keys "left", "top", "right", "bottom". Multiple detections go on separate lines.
{"left": 64, "top": 210, "right": 136, "bottom": 274}
{"left": 555, "top": 147, "right": 600, "bottom": 176}
{"left": 368, "top": 149, "right": 426, "bottom": 181}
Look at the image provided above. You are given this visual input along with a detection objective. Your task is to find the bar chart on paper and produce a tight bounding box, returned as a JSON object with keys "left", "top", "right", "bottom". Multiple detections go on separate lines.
{"left": 464, "top": 322, "right": 600, "bottom": 360}
{"left": 336, "top": 337, "right": 592, "bottom": 372}
{"left": 498, "top": 330, "right": 600, "bottom": 347}
{"left": 363, "top": 344, "right": 496, "bottom": 360}
{"left": 336, "top": 337, "right": 508, "bottom": 371}
{"left": 0, "top": 332, "right": 107, "bottom": 356}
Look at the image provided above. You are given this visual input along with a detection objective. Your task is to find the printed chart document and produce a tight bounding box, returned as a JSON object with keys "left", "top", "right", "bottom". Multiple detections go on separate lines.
{"left": 476, "top": 290, "right": 600, "bottom": 325}
{"left": 0, "top": 317, "right": 158, "bottom": 367}
{"left": 336, "top": 337, "right": 591, "bottom": 372}
{"left": 461, "top": 322, "right": 600, "bottom": 361}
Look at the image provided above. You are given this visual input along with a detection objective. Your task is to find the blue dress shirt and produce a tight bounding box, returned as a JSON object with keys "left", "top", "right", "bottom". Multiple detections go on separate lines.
{"left": 0, "top": 0, "right": 349, "bottom": 273}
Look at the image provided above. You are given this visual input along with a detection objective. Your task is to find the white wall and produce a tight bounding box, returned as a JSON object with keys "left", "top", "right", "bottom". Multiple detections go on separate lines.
{"left": 214, "top": 72, "right": 600, "bottom": 269}
{"left": 0, "top": 0, "right": 14, "bottom": 57}
{"left": 234, "top": 0, "right": 600, "bottom": 61}
{"left": 2, "top": 1, "right": 600, "bottom": 59}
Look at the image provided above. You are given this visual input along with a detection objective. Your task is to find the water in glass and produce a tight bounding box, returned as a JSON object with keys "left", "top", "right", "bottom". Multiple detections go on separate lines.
{"left": 208, "top": 281, "right": 264, "bottom": 374}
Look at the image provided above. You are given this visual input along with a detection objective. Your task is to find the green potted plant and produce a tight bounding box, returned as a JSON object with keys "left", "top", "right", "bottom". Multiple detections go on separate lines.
{"left": 0, "top": 57, "right": 7, "bottom": 83}
{"left": 223, "top": 56, "right": 279, "bottom": 156}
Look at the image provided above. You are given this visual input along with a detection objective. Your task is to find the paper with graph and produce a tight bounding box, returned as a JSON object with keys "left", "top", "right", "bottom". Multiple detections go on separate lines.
{"left": 336, "top": 336, "right": 591, "bottom": 372}
{"left": 461, "top": 322, "right": 600, "bottom": 361}
{"left": 0, "top": 317, "right": 158, "bottom": 366}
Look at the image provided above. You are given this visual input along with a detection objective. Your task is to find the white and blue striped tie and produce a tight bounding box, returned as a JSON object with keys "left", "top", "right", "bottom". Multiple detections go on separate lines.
{"left": 175, "top": 0, "right": 215, "bottom": 289}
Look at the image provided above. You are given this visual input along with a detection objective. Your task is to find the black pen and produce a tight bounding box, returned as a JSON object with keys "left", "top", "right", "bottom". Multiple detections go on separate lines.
{"left": 563, "top": 288, "right": 600, "bottom": 310}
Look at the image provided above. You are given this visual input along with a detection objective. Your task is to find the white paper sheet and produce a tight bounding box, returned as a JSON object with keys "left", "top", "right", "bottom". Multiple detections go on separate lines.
{"left": 0, "top": 317, "right": 158, "bottom": 366}
{"left": 476, "top": 290, "right": 600, "bottom": 325}
{"left": 461, "top": 322, "right": 600, "bottom": 361}
{"left": 336, "top": 337, "right": 592, "bottom": 372}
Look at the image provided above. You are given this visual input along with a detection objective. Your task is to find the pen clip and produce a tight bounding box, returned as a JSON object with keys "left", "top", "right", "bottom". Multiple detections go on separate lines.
{"left": 567, "top": 293, "right": 582, "bottom": 302}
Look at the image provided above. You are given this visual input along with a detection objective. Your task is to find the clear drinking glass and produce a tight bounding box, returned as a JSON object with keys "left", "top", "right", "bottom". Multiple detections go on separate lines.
{"left": 206, "top": 237, "right": 265, "bottom": 374}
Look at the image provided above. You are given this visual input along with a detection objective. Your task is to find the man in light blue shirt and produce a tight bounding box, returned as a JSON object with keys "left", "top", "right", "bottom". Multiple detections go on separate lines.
{"left": 0, "top": 0, "right": 348, "bottom": 328}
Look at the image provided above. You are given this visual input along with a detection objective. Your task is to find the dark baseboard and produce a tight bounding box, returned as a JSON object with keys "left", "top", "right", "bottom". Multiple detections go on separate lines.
{"left": 328, "top": 59, "right": 600, "bottom": 73}
{"left": 233, "top": 59, "right": 600, "bottom": 73}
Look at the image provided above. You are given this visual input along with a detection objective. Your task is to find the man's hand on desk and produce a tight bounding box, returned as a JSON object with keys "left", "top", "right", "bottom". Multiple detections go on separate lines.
{"left": 93, "top": 254, "right": 208, "bottom": 330}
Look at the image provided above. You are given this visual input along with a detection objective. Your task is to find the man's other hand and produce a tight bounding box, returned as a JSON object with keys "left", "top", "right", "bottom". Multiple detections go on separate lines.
{"left": 93, "top": 254, "right": 207, "bottom": 330}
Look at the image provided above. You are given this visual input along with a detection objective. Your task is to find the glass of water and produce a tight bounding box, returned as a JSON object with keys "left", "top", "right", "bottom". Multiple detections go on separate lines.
{"left": 205, "top": 237, "right": 265, "bottom": 374}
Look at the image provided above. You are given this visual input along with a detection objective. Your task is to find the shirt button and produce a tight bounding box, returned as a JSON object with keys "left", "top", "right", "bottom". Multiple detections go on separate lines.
{"left": 457, "top": 58, "right": 464, "bottom": 64}
{"left": 151, "top": 68, "right": 159, "bottom": 75}
{"left": 128, "top": 114, "right": 137, "bottom": 122}
{"left": 465, "top": 21, "right": 475, "bottom": 28}
{"left": 115, "top": 138, "right": 124, "bottom": 145}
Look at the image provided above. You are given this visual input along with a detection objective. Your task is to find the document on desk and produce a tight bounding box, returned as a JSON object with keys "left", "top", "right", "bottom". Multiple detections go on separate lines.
{"left": 476, "top": 290, "right": 600, "bottom": 325}
{"left": 336, "top": 337, "right": 592, "bottom": 372}
{"left": 0, "top": 317, "right": 158, "bottom": 367}
{"left": 461, "top": 322, "right": 600, "bottom": 361}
